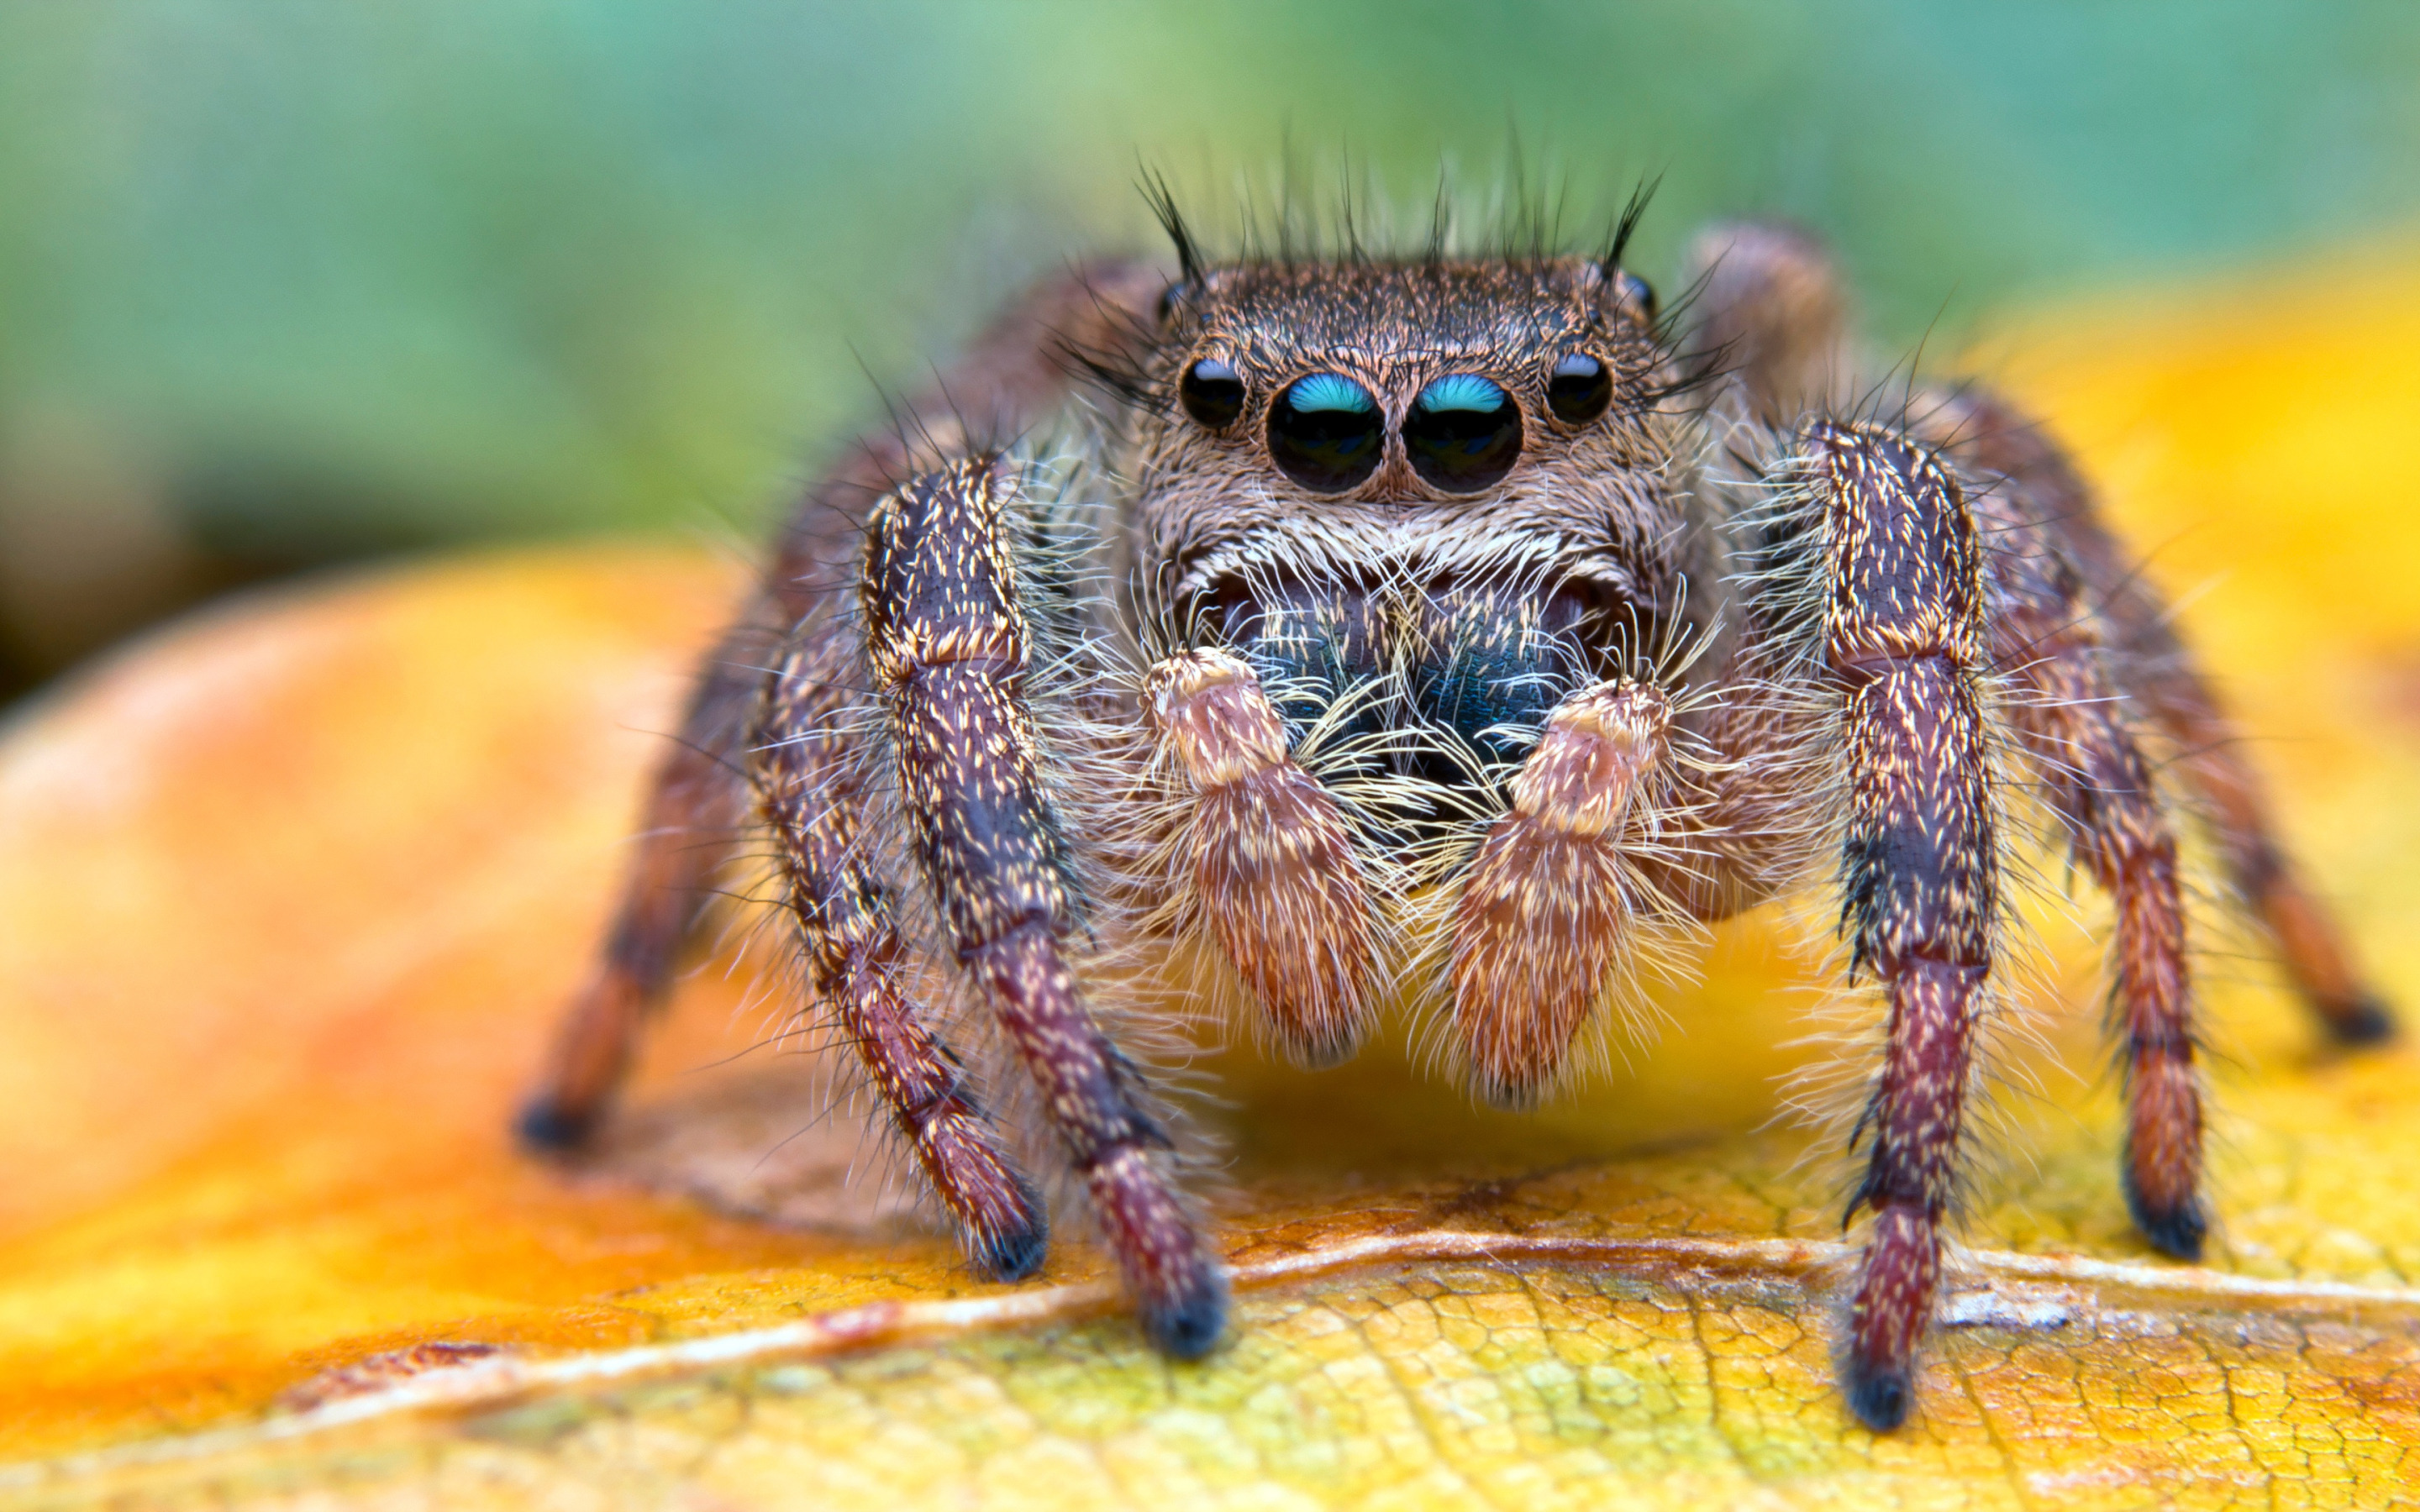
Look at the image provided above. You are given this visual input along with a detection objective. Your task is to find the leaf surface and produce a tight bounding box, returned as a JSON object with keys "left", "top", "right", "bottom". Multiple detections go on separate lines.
{"left": 3, "top": 258, "right": 2418, "bottom": 1509}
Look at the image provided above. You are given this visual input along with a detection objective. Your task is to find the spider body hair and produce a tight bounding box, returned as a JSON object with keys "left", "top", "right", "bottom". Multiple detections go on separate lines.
{"left": 523, "top": 187, "right": 2392, "bottom": 1432}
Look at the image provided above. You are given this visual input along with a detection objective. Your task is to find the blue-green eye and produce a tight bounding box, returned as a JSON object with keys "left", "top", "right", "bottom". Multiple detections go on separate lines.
{"left": 1406, "top": 373, "right": 1521, "bottom": 491}
{"left": 1269, "top": 372, "right": 1382, "bottom": 491}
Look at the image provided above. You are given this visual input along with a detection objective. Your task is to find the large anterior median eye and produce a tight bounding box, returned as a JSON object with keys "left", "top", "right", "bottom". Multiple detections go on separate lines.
{"left": 1405, "top": 373, "right": 1521, "bottom": 491}
{"left": 1269, "top": 372, "right": 1383, "bottom": 491}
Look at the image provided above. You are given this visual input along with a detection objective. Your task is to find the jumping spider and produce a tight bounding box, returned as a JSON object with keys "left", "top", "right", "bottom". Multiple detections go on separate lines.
{"left": 520, "top": 198, "right": 2391, "bottom": 1431}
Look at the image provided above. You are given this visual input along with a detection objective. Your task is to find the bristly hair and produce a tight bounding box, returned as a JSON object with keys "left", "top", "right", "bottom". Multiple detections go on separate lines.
{"left": 1139, "top": 168, "right": 1202, "bottom": 287}
{"left": 1133, "top": 159, "right": 1664, "bottom": 273}
{"left": 1603, "top": 176, "right": 1660, "bottom": 275}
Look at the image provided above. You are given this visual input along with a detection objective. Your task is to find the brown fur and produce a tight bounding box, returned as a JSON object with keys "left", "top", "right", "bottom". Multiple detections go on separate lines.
{"left": 1449, "top": 679, "right": 1672, "bottom": 1105}
{"left": 1144, "top": 648, "right": 1378, "bottom": 1064}
{"left": 521, "top": 213, "right": 2389, "bottom": 1431}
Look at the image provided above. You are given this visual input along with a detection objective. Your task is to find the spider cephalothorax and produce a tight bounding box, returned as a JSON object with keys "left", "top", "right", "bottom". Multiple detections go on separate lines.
{"left": 518, "top": 202, "right": 2391, "bottom": 1431}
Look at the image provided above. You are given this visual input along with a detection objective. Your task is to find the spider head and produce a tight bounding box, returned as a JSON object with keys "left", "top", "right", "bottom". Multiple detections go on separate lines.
{"left": 1140, "top": 258, "right": 1666, "bottom": 512}
{"left": 1121, "top": 258, "right": 1686, "bottom": 789}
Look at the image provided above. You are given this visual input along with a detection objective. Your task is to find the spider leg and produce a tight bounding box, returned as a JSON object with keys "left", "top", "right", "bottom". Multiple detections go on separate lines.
{"left": 518, "top": 633, "right": 766, "bottom": 1147}
{"left": 753, "top": 631, "right": 1048, "bottom": 1278}
{"left": 1991, "top": 545, "right": 2206, "bottom": 1259}
{"left": 1446, "top": 678, "right": 1672, "bottom": 1105}
{"left": 518, "top": 261, "right": 1165, "bottom": 1148}
{"left": 865, "top": 456, "right": 1225, "bottom": 1357}
{"left": 1770, "top": 422, "right": 1998, "bottom": 1432}
{"left": 1949, "top": 391, "right": 2391, "bottom": 1043}
{"left": 1143, "top": 648, "right": 1378, "bottom": 1065}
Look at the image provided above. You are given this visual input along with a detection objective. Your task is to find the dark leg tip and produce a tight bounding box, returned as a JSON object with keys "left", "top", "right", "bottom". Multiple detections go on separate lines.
{"left": 514, "top": 1098, "right": 597, "bottom": 1152}
{"left": 2127, "top": 1186, "right": 2207, "bottom": 1262}
{"left": 1844, "top": 1360, "right": 1911, "bottom": 1432}
{"left": 971, "top": 1215, "right": 1050, "bottom": 1284}
{"left": 1140, "top": 1265, "right": 1230, "bottom": 1361}
{"left": 2326, "top": 992, "right": 2396, "bottom": 1047}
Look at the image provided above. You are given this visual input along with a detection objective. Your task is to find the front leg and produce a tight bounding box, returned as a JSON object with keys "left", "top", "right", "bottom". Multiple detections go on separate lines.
{"left": 1781, "top": 423, "right": 1998, "bottom": 1432}
{"left": 862, "top": 457, "right": 1226, "bottom": 1357}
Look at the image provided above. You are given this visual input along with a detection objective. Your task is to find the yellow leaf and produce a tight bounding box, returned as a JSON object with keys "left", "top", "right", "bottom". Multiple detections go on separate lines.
{"left": 3, "top": 252, "right": 2418, "bottom": 1509}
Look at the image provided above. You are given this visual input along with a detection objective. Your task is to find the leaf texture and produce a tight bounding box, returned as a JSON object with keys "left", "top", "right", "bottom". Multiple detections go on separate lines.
{"left": 2, "top": 255, "right": 2418, "bottom": 1509}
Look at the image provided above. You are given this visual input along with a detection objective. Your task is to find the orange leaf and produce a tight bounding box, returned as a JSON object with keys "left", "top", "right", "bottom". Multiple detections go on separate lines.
{"left": 3, "top": 254, "right": 2419, "bottom": 1508}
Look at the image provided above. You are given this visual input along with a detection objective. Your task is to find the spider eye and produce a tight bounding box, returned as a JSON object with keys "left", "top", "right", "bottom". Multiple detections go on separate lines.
{"left": 1179, "top": 357, "right": 1244, "bottom": 428}
{"left": 1546, "top": 354, "right": 1614, "bottom": 426}
{"left": 1616, "top": 270, "right": 1657, "bottom": 322}
{"left": 1404, "top": 373, "right": 1521, "bottom": 492}
{"left": 1269, "top": 371, "right": 1383, "bottom": 491}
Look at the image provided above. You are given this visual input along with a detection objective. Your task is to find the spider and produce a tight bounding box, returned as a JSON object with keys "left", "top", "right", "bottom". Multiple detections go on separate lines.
{"left": 517, "top": 194, "right": 2391, "bottom": 1432}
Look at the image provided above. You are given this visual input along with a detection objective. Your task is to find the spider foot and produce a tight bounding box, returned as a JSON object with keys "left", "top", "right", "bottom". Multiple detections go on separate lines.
{"left": 1844, "top": 1203, "right": 1936, "bottom": 1434}
{"left": 969, "top": 1203, "right": 1051, "bottom": 1284}
{"left": 1844, "top": 1359, "right": 1912, "bottom": 1434}
{"left": 2125, "top": 1178, "right": 2209, "bottom": 1263}
{"left": 2322, "top": 990, "right": 2396, "bottom": 1047}
{"left": 1086, "top": 1146, "right": 1228, "bottom": 1360}
{"left": 513, "top": 1096, "right": 597, "bottom": 1153}
{"left": 1139, "top": 1258, "right": 1229, "bottom": 1361}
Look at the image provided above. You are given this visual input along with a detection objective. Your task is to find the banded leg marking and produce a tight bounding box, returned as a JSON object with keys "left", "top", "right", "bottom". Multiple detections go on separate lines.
{"left": 520, "top": 260, "right": 1167, "bottom": 1152}
{"left": 1944, "top": 390, "right": 2390, "bottom": 1044}
{"left": 1802, "top": 423, "right": 1998, "bottom": 1432}
{"left": 863, "top": 458, "right": 1226, "bottom": 1357}
{"left": 2158, "top": 695, "right": 2391, "bottom": 1042}
{"left": 1449, "top": 679, "right": 1672, "bottom": 1106}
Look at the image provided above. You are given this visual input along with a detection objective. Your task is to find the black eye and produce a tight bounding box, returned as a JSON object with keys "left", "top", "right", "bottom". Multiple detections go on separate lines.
{"left": 1616, "top": 270, "right": 1657, "bottom": 322}
{"left": 1269, "top": 372, "right": 1383, "bottom": 491}
{"left": 1547, "top": 354, "right": 1614, "bottom": 426}
{"left": 1178, "top": 357, "right": 1244, "bottom": 428}
{"left": 1404, "top": 373, "right": 1521, "bottom": 492}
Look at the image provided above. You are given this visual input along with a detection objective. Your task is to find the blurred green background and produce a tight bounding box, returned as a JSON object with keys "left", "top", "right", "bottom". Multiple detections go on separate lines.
{"left": 3, "top": 1, "right": 2417, "bottom": 703}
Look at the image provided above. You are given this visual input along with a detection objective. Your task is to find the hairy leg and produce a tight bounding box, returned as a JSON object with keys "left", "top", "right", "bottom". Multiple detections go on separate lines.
{"left": 753, "top": 631, "right": 1048, "bottom": 1278}
{"left": 1693, "top": 228, "right": 2383, "bottom": 1044}
{"left": 519, "top": 261, "right": 1165, "bottom": 1147}
{"left": 1143, "top": 648, "right": 1377, "bottom": 1065}
{"left": 1944, "top": 391, "right": 2391, "bottom": 1043}
{"left": 518, "top": 635, "right": 766, "bottom": 1147}
{"left": 865, "top": 456, "right": 1224, "bottom": 1356}
{"left": 1767, "top": 423, "right": 1997, "bottom": 1432}
{"left": 1448, "top": 679, "right": 1673, "bottom": 1105}
{"left": 1991, "top": 541, "right": 2206, "bottom": 1258}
